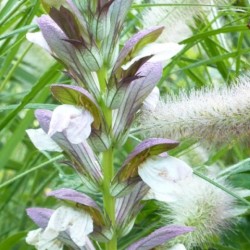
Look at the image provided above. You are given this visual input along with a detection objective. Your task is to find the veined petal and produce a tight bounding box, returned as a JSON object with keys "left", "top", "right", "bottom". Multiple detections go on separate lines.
{"left": 138, "top": 156, "right": 193, "bottom": 202}
{"left": 113, "top": 26, "right": 164, "bottom": 72}
{"left": 48, "top": 104, "right": 94, "bottom": 144}
{"left": 115, "top": 182, "right": 149, "bottom": 237}
{"left": 127, "top": 225, "right": 193, "bottom": 250}
{"left": 122, "top": 43, "right": 183, "bottom": 70}
{"left": 26, "top": 128, "right": 62, "bottom": 152}
{"left": 26, "top": 207, "right": 54, "bottom": 229}
{"left": 26, "top": 31, "right": 51, "bottom": 53}
{"left": 113, "top": 62, "right": 163, "bottom": 141}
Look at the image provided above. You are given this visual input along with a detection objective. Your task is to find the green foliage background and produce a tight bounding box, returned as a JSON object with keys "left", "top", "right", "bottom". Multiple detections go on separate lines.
{"left": 0, "top": 0, "right": 250, "bottom": 249}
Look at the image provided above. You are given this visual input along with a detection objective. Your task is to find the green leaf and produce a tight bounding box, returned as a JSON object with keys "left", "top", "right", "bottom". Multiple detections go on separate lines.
{"left": 0, "top": 231, "right": 27, "bottom": 249}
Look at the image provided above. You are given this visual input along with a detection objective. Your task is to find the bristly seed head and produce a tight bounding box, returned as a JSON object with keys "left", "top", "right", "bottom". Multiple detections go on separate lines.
{"left": 138, "top": 75, "right": 250, "bottom": 144}
{"left": 160, "top": 176, "right": 236, "bottom": 249}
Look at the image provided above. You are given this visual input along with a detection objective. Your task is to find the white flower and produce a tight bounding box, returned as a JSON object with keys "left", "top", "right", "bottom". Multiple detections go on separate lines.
{"left": 122, "top": 42, "right": 183, "bottom": 70}
{"left": 26, "top": 31, "right": 51, "bottom": 53}
{"left": 26, "top": 228, "right": 63, "bottom": 250}
{"left": 138, "top": 156, "right": 193, "bottom": 202}
{"left": 26, "top": 128, "right": 62, "bottom": 152}
{"left": 43, "top": 206, "right": 93, "bottom": 247}
{"left": 48, "top": 104, "right": 94, "bottom": 144}
{"left": 26, "top": 206, "right": 93, "bottom": 250}
{"left": 27, "top": 105, "right": 94, "bottom": 151}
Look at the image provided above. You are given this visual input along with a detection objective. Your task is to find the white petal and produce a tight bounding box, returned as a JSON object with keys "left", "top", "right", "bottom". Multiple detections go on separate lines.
{"left": 48, "top": 104, "right": 94, "bottom": 144}
{"left": 44, "top": 206, "right": 93, "bottom": 247}
{"left": 69, "top": 212, "right": 93, "bottom": 247}
{"left": 26, "top": 228, "right": 63, "bottom": 250}
{"left": 65, "top": 110, "right": 93, "bottom": 144}
{"left": 26, "top": 128, "right": 62, "bottom": 152}
{"left": 45, "top": 206, "right": 73, "bottom": 233}
{"left": 138, "top": 156, "right": 193, "bottom": 202}
{"left": 169, "top": 244, "right": 187, "bottom": 250}
{"left": 122, "top": 42, "right": 183, "bottom": 70}
{"left": 143, "top": 87, "right": 159, "bottom": 111}
{"left": 26, "top": 228, "right": 43, "bottom": 246}
{"left": 37, "top": 236, "right": 63, "bottom": 250}
{"left": 26, "top": 32, "right": 51, "bottom": 53}
{"left": 147, "top": 43, "right": 184, "bottom": 63}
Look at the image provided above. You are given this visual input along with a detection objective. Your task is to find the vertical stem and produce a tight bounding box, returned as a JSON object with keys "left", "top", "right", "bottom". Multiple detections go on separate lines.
{"left": 98, "top": 68, "right": 117, "bottom": 250}
{"left": 102, "top": 148, "right": 117, "bottom": 250}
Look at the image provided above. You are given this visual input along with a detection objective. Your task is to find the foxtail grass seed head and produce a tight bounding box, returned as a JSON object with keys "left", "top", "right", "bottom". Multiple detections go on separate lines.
{"left": 138, "top": 76, "right": 250, "bottom": 143}
{"left": 138, "top": 0, "right": 231, "bottom": 42}
{"left": 161, "top": 176, "right": 236, "bottom": 249}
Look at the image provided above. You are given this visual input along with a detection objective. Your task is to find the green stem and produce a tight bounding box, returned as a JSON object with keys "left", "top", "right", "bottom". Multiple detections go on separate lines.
{"left": 97, "top": 67, "right": 107, "bottom": 93}
{"left": 194, "top": 170, "right": 250, "bottom": 206}
{"left": 102, "top": 148, "right": 117, "bottom": 250}
{"left": 98, "top": 67, "right": 117, "bottom": 250}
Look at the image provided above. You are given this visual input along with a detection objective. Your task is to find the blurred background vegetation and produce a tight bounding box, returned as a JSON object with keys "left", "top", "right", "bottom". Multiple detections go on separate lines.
{"left": 0, "top": 0, "right": 250, "bottom": 249}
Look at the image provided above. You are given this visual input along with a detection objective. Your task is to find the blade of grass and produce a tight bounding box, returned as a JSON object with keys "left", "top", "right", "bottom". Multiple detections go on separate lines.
{"left": 194, "top": 170, "right": 250, "bottom": 206}
{"left": 0, "top": 155, "right": 64, "bottom": 190}
{"left": 0, "top": 104, "right": 57, "bottom": 112}
{"left": 0, "top": 43, "right": 33, "bottom": 91}
{"left": 0, "top": 24, "right": 37, "bottom": 41}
